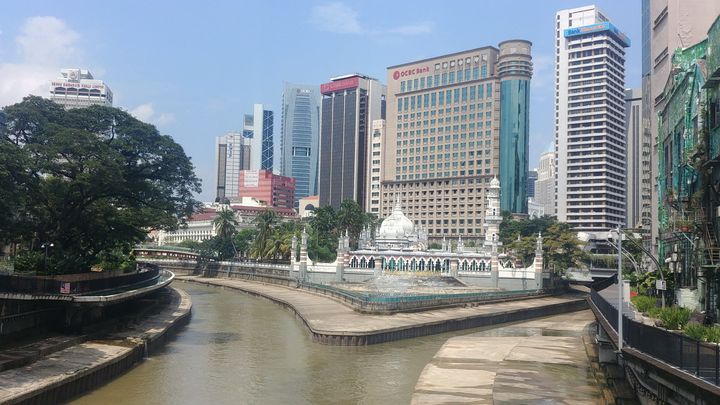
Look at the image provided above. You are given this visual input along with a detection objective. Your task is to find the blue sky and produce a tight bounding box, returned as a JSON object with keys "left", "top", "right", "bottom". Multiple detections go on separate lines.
{"left": 1, "top": 1, "right": 641, "bottom": 201}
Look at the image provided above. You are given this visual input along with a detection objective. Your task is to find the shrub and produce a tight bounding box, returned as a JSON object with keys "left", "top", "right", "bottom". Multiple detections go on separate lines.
{"left": 682, "top": 322, "right": 720, "bottom": 343}
{"left": 13, "top": 251, "right": 47, "bottom": 273}
{"left": 631, "top": 295, "right": 656, "bottom": 313}
{"left": 657, "top": 307, "right": 691, "bottom": 330}
{"left": 704, "top": 326, "right": 720, "bottom": 343}
{"left": 683, "top": 322, "right": 707, "bottom": 341}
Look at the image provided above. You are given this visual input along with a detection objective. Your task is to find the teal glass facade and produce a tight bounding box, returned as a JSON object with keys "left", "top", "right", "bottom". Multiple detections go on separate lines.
{"left": 499, "top": 79, "right": 530, "bottom": 213}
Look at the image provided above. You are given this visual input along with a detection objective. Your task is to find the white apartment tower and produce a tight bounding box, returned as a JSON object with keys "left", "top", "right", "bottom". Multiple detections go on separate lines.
{"left": 367, "top": 119, "right": 386, "bottom": 215}
{"left": 50, "top": 69, "right": 113, "bottom": 109}
{"left": 535, "top": 151, "right": 556, "bottom": 217}
{"left": 555, "top": 5, "right": 630, "bottom": 231}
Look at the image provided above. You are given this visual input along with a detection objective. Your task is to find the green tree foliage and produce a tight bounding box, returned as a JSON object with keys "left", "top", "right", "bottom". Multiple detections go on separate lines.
{"left": 234, "top": 228, "right": 257, "bottom": 258}
{"left": 250, "top": 209, "right": 279, "bottom": 259}
{"left": 0, "top": 96, "right": 201, "bottom": 273}
{"left": 213, "top": 208, "right": 238, "bottom": 240}
{"left": 502, "top": 216, "right": 587, "bottom": 271}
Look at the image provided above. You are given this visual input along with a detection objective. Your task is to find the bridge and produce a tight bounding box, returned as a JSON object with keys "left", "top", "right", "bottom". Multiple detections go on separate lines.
{"left": 134, "top": 245, "right": 199, "bottom": 261}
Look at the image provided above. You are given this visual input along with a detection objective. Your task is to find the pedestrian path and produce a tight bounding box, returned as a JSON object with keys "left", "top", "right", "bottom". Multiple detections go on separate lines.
{"left": 411, "top": 311, "right": 607, "bottom": 404}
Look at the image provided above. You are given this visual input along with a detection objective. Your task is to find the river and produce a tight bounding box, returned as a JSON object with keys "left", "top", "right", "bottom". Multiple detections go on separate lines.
{"left": 72, "top": 281, "right": 597, "bottom": 404}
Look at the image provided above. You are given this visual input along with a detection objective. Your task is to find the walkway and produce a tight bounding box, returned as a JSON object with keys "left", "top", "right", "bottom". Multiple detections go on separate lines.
{"left": 412, "top": 311, "right": 607, "bottom": 404}
{"left": 177, "top": 276, "right": 587, "bottom": 345}
{"left": 0, "top": 287, "right": 191, "bottom": 404}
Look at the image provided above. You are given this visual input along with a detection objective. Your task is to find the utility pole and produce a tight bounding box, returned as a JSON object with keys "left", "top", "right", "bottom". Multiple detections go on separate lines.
{"left": 617, "top": 225, "right": 623, "bottom": 351}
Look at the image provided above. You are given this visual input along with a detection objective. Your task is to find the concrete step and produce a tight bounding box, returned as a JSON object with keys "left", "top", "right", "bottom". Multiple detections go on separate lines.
{"left": 0, "top": 334, "right": 86, "bottom": 372}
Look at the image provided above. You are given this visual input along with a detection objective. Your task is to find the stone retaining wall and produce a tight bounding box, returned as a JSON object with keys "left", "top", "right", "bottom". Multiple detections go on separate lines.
{"left": 2, "top": 287, "right": 191, "bottom": 404}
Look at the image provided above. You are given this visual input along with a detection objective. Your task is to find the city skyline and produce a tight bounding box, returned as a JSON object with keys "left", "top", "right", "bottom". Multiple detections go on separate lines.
{"left": 0, "top": 1, "right": 641, "bottom": 201}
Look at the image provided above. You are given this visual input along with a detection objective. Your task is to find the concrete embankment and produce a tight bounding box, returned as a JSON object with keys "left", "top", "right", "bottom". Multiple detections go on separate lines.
{"left": 178, "top": 276, "right": 587, "bottom": 345}
{"left": 412, "top": 310, "right": 611, "bottom": 404}
{"left": 0, "top": 287, "right": 191, "bottom": 404}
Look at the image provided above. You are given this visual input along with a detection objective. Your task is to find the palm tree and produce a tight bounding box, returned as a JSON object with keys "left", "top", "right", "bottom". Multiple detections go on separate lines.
{"left": 213, "top": 208, "right": 238, "bottom": 240}
{"left": 251, "top": 209, "right": 278, "bottom": 259}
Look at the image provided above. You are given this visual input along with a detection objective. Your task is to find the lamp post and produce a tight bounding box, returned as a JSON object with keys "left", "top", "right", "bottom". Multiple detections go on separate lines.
{"left": 41, "top": 242, "right": 54, "bottom": 273}
{"left": 615, "top": 225, "right": 623, "bottom": 351}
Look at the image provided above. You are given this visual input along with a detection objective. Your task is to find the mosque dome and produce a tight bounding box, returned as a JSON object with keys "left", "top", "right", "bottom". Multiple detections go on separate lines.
{"left": 378, "top": 197, "right": 414, "bottom": 239}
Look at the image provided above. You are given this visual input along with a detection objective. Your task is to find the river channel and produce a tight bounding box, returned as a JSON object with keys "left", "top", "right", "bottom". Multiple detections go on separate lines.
{"left": 72, "top": 281, "right": 598, "bottom": 404}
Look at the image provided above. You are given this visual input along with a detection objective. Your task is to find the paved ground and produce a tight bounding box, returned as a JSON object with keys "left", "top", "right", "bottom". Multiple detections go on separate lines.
{"left": 412, "top": 310, "right": 603, "bottom": 404}
{"left": 176, "top": 276, "right": 585, "bottom": 336}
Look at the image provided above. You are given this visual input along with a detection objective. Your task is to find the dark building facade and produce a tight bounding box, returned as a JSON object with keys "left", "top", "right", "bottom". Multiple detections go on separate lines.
{"left": 318, "top": 74, "right": 386, "bottom": 209}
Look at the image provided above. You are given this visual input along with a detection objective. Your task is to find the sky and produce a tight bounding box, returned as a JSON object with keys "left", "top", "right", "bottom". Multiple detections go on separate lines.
{"left": 1, "top": 1, "right": 642, "bottom": 201}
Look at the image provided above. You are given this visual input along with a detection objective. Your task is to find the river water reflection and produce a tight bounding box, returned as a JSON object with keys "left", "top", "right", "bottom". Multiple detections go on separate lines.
{"left": 72, "top": 281, "right": 596, "bottom": 404}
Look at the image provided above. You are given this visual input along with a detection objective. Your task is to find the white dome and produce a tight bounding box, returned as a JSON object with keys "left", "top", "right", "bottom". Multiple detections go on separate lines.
{"left": 378, "top": 199, "right": 414, "bottom": 239}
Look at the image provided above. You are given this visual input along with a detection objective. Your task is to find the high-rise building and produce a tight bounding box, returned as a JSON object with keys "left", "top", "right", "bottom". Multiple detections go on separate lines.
{"left": 280, "top": 83, "right": 320, "bottom": 207}
{"left": 243, "top": 104, "right": 274, "bottom": 172}
{"left": 318, "top": 74, "right": 386, "bottom": 210}
{"left": 49, "top": 69, "right": 113, "bottom": 109}
{"left": 215, "top": 132, "right": 251, "bottom": 201}
{"left": 625, "top": 88, "right": 642, "bottom": 229}
{"left": 237, "top": 169, "right": 296, "bottom": 209}
{"left": 535, "top": 151, "right": 556, "bottom": 217}
{"left": 382, "top": 44, "right": 532, "bottom": 242}
{"left": 498, "top": 40, "right": 533, "bottom": 214}
{"left": 527, "top": 170, "right": 538, "bottom": 199}
{"left": 555, "top": 5, "right": 630, "bottom": 232}
{"left": 642, "top": 0, "right": 720, "bottom": 248}
{"left": 367, "top": 119, "right": 386, "bottom": 215}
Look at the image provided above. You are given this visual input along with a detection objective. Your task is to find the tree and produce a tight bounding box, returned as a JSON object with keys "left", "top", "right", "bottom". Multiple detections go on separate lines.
{"left": 250, "top": 209, "right": 278, "bottom": 259}
{"left": 1, "top": 96, "right": 201, "bottom": 273}
{"left": 234, "top": 228, "right": 257, "bottom": 259}
{"left": 337, "top": 199, "right": 373, "bottom": 247}
{"left": 307, "top": 205, "right": 338, "bottom": 262}
{"left": 213, "top": 208, "right": 238, "bottom": 240}
{"left": 502, "top": 216, "right": 587, "bottom": 271}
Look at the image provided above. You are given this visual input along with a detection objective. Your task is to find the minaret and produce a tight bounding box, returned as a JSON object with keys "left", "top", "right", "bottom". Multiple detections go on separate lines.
{"left": 299, "top": 227, "right": 308, "bottom": 281}
{"left": 484, "top": 176, "right": 502, "bottom": 286}
{"left": 484, "top": 176, "right": 502, "bottom": 247}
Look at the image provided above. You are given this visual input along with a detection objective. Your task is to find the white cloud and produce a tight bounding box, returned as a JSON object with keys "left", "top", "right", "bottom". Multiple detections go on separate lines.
{"left": 310, "top": 2, "right": 434, "bottom": 36}
{"left": 0, "top": 16, "right": 81, "bottom": 108}
{"left": 16, "top": 16, "right": 80, "bottom": 65}
{"left": 310, "top": 2, "right": 363, "bottom": 34}
{"left": 387, "top": 22, "right": 435, "bottom": 36}
{"left": 129, "top": 103, "right": 175, "bottom": 127}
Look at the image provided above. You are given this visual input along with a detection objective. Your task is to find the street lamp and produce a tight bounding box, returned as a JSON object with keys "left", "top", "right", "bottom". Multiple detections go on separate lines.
{"left": 614, "top": 225, "right": 623, "bottom": 351}
{"left": 41, "top": 242, "right": 54, "bottom": 273}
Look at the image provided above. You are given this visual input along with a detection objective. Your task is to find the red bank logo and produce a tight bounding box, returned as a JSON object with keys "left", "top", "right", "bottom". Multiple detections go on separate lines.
{"left": 392, "top": 66, "right": 430, "bottom": 80}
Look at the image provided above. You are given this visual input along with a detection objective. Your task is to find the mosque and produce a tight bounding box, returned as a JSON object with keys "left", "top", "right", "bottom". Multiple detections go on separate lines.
{"left": 336, "top": 177, "right": 545, "bottom": 285}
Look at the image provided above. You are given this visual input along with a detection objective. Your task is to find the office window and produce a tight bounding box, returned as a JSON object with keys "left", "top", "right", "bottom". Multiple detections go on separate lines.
{"left": 449, "top": 71, "right": 455, "bottom": 84}
{"left": 401, "top": 81, "right": 406, "bottom": 92}
{"left": 478, "top": 84, "right": 484, "bottom": 99}
{"left": 438, "top": 91, "right": 444, "bottom": 105}
{"left": 413, "top": 79, "right": 418, "bottom": 90}
{"left": 481, "top": 65, "right": 487, "bottom": 78}
{"left": 486, "top": 83, "right": 492, "bottom": 97}
{"left": 427, "top": 76, "right": 432, "bottom": 87}
{"left": 453, "top": 89, "right": 460, "bottom": 103}
{"left": 470, "top": 86, "right": 475, "bottom": 100}
{"left": 442, "top": 73, "right": 447, "bottom": 85}
{"left": 472, "top": 67, "right": 479, "bottom": 80}
{"left": 420, "top": 77, "right": 425, "bottom": 89}
{"left": 446, "top": 90, "right": 452, "bottom": 104}
{"left": 431, "top": 92, "right": 436, "bottom": 107}
{"left": 461, "top": 87, "right": 468, "bottom": 102}
{"left": 423, "top": 94, "right": 429, "bottom": 108}
{"left": 433, "top": 74, "right": 439, "bottom": 86}
{"left": 465, "top": 69, "right": 470, "bottom": 81}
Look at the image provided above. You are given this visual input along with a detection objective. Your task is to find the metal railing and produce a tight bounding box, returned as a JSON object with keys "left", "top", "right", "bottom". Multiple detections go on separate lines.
{"left": 590, "top": 287, "right": 720, "bottom": 385}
